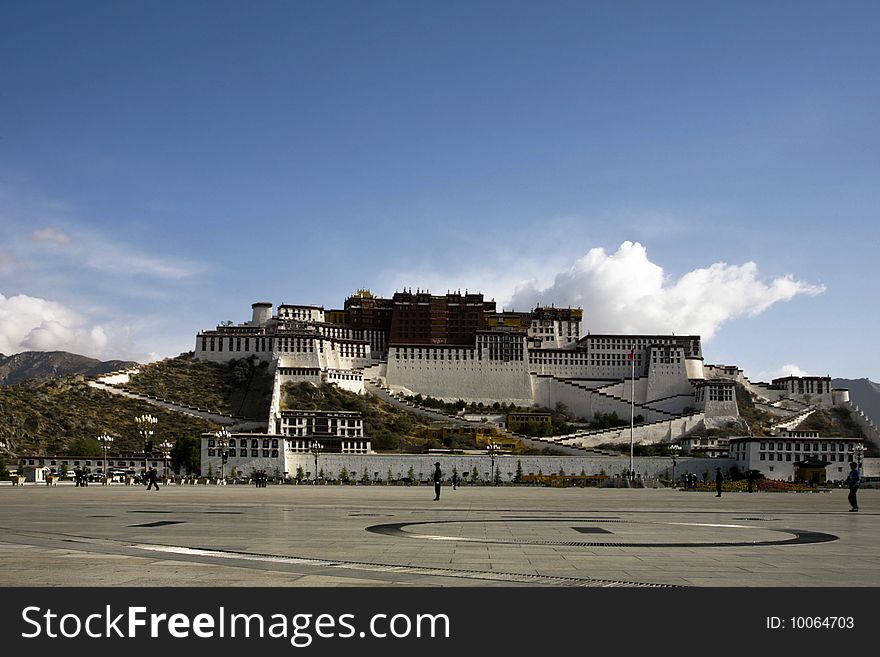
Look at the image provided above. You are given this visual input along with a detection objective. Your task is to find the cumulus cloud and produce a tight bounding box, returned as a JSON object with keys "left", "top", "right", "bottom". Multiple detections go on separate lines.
{"left": 749, "top": 364, "right": 815, "bottom": 382}
{"left": 30, "top": 227, "right": 72, "bottom": 245}
{"left": 0, "top": 292, "right": 109, "bottom": 357}
{"left": 508, "top": 241, "right": 825, "bottom": 340}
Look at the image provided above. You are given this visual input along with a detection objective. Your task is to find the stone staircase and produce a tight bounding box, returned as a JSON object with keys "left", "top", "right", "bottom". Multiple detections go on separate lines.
{"left": 362, "top": 378, "right": 613, "bottom": 456}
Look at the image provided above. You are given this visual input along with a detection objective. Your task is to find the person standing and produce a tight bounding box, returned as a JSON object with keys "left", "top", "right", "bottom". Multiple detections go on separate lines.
{"left": 746, "top": 470, "right": 755, "bottom": 493}
{"left": 433, "top": 462, "right": 443, "bottom": 501}
{"left": 846, "top": 461, "right": 860, "bottom": 512}
{"left": 452, "top": 471, "right": 459, "bottom": 490}
{"left": 715, "top": 467, "right": 723, "bottom": 497}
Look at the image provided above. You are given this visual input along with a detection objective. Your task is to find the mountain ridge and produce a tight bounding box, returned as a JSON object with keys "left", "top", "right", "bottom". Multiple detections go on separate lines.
{"left": 0, "top": 351, "right": 139, "bottom": 386}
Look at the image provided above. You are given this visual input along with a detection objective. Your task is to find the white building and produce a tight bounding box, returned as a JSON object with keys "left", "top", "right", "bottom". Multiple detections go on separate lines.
{"left": 728, "top": 435, "right": 864, "bottom": 483}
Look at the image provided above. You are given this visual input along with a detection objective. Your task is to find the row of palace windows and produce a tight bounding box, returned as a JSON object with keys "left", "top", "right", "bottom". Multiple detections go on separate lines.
{"left": 396, "top": 350, "right": 476, "bottom": 360}
{"left": 756, "top": 452, "right": 849, "bottom": 462}
{"left": 208, "top": 448, "right": 280, "bottom": 458}
{"left": 753, "top": 442, "right": 854, "bottom": 452}
{"left": 208, "top": 438, "right": 280, "bottom": 448}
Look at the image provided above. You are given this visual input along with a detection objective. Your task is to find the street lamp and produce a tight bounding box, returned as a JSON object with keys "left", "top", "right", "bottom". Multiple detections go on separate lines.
{"left": 135, "top": 414, "right": 157, "bottom": 479}
{"left": 854, "top": 443, "right": 866, "bottom": 475}
{"left": 310, "top": 441, "right": 323, "bottom": 484}
{"left": 216, "top": 428, "right": 231, "bottom": 483}
{"left": 669, "top": 444, "right": 681, "bottom": 489}
{"left": 97, "top": 433, "right": 114, "bottom": 485}
{"left": 159, "top": 440, "right": 173, "bottom": 485}
{"left": 487, "top": 441, "right": 500, "bottom": 486}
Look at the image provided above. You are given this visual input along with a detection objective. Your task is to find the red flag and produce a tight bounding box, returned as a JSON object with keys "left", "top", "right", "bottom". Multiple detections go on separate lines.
{"left": 627, "top": 349, "right": 634, "bottom": 360}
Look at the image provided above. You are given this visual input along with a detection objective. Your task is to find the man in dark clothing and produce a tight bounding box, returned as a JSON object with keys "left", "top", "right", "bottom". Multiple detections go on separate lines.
{"left": 146, "top": 468, "right": 160, "bottom": 491}
{"left": 715, "top": 468, "right": 723, "bottom": 497}
{"left": 846, "top": 461, "right": 860, "bottom": 512}
{"left": 452, "top": 472, "right": 459, "bottom": 490}
{"left": 433, "top": 462, "right": 442, "bottom": 501}
{"left": 746, "top": 470, "right": 755, "bottom": 493}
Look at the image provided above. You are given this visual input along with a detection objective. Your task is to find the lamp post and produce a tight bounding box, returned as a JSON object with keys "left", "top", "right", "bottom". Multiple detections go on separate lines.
{"left": 97, "top": 433, "right": 114, "bottom": 485}
{"left": 487, "top": 441, "right": 500, "bottom": 486}
{"left": 669, "top": 444, "right": 681, "bottom": 489}
{"left": 135, "top": 414, "right": 157, "bottom": 480}
{"left": 158, "top": 440, "right": 173, "bottom": 485}
{"left": 854, "top": 443, "right": 865, "bottom": 476}
{"left": 310, "top": 441, "right": 323, "bottom": 484}
{"left": 216, "top": 428, "right": 231, "bottom": 483}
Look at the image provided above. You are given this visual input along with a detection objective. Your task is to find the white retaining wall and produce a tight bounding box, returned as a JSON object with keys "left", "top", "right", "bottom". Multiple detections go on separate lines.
{"left": 385, "top": 354, "right": 533, "bottom": 405}
{"left": 280, "top": 453, "right": 734, "bottom": 482}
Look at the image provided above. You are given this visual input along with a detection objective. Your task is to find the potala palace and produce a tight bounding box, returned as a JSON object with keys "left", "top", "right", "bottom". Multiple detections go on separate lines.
{"left": 188, "top": 289, "right": 879, "bottom": 482}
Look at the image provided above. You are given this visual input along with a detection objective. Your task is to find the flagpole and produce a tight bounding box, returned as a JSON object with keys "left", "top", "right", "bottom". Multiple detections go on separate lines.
{"left": 630, "top": 345, "right": 635, "bottom": 481}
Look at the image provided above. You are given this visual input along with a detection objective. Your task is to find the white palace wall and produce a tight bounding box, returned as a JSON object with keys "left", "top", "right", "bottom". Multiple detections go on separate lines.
{"left": 281, "top": 453, "right": 733, "bottom": 482}
{"left": 385, "top": 347, "right": 534, "bottom": 405}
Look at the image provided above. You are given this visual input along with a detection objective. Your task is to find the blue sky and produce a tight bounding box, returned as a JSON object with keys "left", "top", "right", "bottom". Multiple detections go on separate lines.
{"left": 1, "top": 0, "right": 878, "bottom": 381}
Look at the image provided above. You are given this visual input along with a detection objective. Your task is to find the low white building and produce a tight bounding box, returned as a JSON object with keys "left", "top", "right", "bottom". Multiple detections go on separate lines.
{"left": 16, "top": 454, "right": 174, "bottom": 479}
{"left": 728, "top": 435, "right": 865, "bottom": 483}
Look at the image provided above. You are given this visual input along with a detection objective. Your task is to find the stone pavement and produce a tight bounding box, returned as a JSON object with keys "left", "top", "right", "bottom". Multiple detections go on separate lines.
{"left": 0, "top": 484, "right": 876, "bottom": 587}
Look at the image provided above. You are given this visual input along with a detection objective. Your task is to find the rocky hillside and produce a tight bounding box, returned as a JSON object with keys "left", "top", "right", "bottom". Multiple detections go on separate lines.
{"left": 123, "top": 353, "right": 273, "bottom": 421}
{"left": 0, "top": 376, "right": 219, "bottom": 456}
{"left": 0, "top": 351, "right": 138, "bottom": 386}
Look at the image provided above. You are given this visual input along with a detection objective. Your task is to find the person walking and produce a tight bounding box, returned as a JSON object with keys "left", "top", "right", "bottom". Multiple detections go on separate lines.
{"left": 433, "top": 462, "right": 443, "bottom": 501}
{"left": 452, "top": 471, "right": 459, "bottom": 490}
{"left": 846, "top": 461, "right": 860, "bottom": 512}
{"left": 146, "top": 468, "right": 160, "bottom": 491}
{"left": 715, "top": 467, "right": 723, "bottom": 497}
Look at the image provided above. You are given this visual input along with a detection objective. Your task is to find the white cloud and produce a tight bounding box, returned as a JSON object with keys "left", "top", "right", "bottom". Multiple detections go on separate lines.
{"left": 30, "top": 227, "right": 72, "bottom": 245}
{"left": 508, "top": 241, "right": 825, "bottom": 340}
{"left": 0, "top": 292, "right": 110, "bottom": 358}
{"left": 748, "top": 363, "right": 814, "bottom": 382}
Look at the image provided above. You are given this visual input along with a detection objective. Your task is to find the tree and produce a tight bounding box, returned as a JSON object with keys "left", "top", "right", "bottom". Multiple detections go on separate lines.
{"left": 340, "top": 466, "right": 350, "bottom": 484}
{"left": 471, "top": 466, "right": 480, "bottom": 483}
{"left": 493, "top": 465, "right": 502, "bottom": 486}
{"left": 318, "top": 467, "right": 325, "bottom": 480}
{"left": 170, "top": 435, "right": 200, "bottom": 474}
{"left": 69, "top": 437, "right": 102, "bottom": 457}
{"left": 0, "top": 455, "right": 10, "bottom": 481}
{"left": 296, "top": 465, "right": 305, "bottom": 482}
{"left": 407, "top": 465, "right": 415, "bottom": 481}
{"left": 361, "top": 468, "right": 370, "bottom": 484}
{"left": 514, "top": 460, "right": 523, "bottom": 484}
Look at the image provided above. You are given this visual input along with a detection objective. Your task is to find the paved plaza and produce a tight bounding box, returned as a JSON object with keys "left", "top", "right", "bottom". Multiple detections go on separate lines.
{"left": 0, "top": 483, "right": 876, "bottom": 587}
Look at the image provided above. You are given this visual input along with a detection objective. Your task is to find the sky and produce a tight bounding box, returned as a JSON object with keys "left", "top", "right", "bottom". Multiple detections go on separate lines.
{"left": 1, "top": 0, "right": 878, "bottom": 381}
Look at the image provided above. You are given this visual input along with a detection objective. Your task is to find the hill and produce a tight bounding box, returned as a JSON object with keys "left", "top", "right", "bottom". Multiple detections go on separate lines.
{"left": 0, "top": 351, "right": 138, "bottom": 386}
{"left": 0, "top": 376, "right": 219, "bottom": 456}
{"left": 123, "top": 353, "right": 273, "bottom": 420}
{"left": 833, "top": 378, "right": 880, "bottom": 428}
